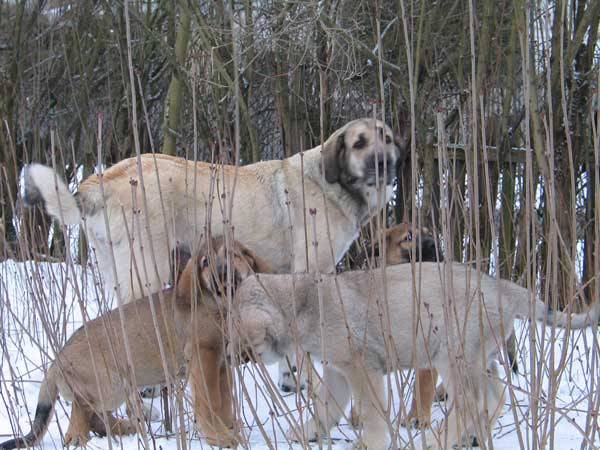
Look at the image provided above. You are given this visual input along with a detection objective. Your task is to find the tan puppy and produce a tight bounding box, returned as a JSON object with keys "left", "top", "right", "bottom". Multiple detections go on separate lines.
{"left": 0, "top": 237, "right": 271, "bottom": 449}
{"left": 22, "top": 119, "right": 405, "bottom": 302}
{"left": 358, "top": 224, "right": 519, "bottom": 431}
{"left": 277, "top": 223, "right": 440, "bottom": 393}
{"left": 221, "top": 264, "right": 600, "bottom": 450}
{"left": 353, "top": 223, "right": 442, "bottom": 429}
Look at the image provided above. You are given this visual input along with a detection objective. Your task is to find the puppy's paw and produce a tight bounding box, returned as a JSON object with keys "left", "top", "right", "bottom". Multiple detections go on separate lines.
{"left": 63, "top": 431, "right": 90, "bottom": 447}
{"left": 285, "top": 419, "right": 323, "bottom": 443}
{"left": 401, "top": 414, "right": 431, "bottom": 430}
{"left": 278, "top": 367, "right": 306, "bottom": 393}
{"left": 349, "top": 406, "right": 361, "bottom": 429}
{"left": 352, "top": 435, "right": 389, "bottom": 450}
{"left": 434, "top": 385, "right": 447, "bottom": 403}
{"left": 140, "top": 401, "right": 161, "bottom": 422}
{"left": 204, "top": 433, "right": 238, "bottom": 448}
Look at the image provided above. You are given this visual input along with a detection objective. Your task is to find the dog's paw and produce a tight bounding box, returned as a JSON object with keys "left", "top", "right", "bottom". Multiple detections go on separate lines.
{"left": 285, "top": 419, "right": 323, "bottom": 443}
{"left": 63, "top": 431, "right": 90, "bottom": 447}
{"left": 114, "top": 419, "right": 137, "bottom": 436}
{"left": 349, "top": 406, "right": 361, "bottom": 429}
{"left": 401, "top": 414, "right": 430, "bottom": 430}
{"left": 434, "top": 385, "right": 447, "bottom": 402}
{"left": 204, "top": 434, "right": 238, "bottom": 448}
{"left": 351, "top": 435, "right": 389, "bottom": 450}
{"left": 278, "top": 366, "right": 306, "bottom": 393}
{"left": 140, "top": 401, "right": 161, "bottom": 422}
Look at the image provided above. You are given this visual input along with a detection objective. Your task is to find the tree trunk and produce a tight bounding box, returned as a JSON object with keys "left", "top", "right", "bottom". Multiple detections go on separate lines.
{"left": 162, "top": 5, "right": 191, "bottom": 156}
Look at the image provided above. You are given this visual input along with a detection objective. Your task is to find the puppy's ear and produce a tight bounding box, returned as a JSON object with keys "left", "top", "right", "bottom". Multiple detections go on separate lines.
{"left": 171, "top": 245, "right": 192, "bottom": 285}
{"left": 240, "top": 247, "right": 276, "bottom": 274}
{"left": 321, "top": 133, "right": 345, "bottom": 184}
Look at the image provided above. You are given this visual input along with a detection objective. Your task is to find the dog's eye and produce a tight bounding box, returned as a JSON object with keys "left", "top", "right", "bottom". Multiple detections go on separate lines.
{"left": 385, "top": 134, "right": 392, "bottom": 144}
{"left": 201, "top": 256, "right": 210, "bottom": 268}
{"left": 353, "top": 134, "right": 367, "bottom": 149}
{"left": 405, "top": 231, "right": 413, "bottom": 242}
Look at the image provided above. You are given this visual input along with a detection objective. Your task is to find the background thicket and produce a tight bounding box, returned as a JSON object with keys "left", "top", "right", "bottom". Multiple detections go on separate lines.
{"left": 0, "top": 0, "right": 599, "bottom": 310}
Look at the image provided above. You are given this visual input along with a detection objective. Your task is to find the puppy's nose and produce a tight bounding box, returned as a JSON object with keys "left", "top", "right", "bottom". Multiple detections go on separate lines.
{"left": 240, "top": 349, "right": 253, "bottom": 363}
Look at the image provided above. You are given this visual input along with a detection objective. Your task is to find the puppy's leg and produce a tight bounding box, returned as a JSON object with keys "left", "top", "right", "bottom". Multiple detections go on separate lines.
{"left": 405, "top": 368, "right": 438, "bottom": 429}
{"left": 64, "top": 401, "right": 93, "bottom": 447}
{"left": 434, "top": 384, "right": 447, "bottom": 402}
{"left": 287, "top": 367, "right": 350, "bottom": 443}
{"left": 188, "top": 348, "right": 237, "bottom": 447}
{"left": 467, "top": 362, "right": 505, "bottom": 446}
{"left": 89, "top": 411, "right": 137, "bottom": 437}
{"left": 344, "top": 367, "right": 389, "bottom": 450}
{"left": 431, "top": 362, "right": 504, "bottom": 450}
{"left": 459, "top": 362, "right": 505, "bottom": 448}
{"left": 218, "top": 362, "right": 237, "bottom": 430}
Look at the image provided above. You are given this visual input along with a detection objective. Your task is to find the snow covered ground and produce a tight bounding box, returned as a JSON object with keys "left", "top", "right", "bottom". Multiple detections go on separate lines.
{"left": 1, "top": 260, "right": 599, "bottom": 450}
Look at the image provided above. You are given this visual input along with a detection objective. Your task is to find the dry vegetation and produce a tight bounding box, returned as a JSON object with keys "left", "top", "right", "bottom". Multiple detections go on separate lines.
{"left": 0, "top": 0, "right": 599, "bottom": 449}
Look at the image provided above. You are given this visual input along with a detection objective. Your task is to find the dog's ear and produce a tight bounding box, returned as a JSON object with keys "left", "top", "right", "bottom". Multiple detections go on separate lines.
{"left": 239, "top": 246, "right": 276, "bottom": 274}
{"left": 394, "top": 112, "right": 410, "bottom": 161}
{"left": 171, "top": 245, "right": 192, "bottom": 285}
{"left": 321, "top": 133, "right": 345, "bottom": 184}
{"left": 177, "top": 235, "right": 222, "bottom": 303}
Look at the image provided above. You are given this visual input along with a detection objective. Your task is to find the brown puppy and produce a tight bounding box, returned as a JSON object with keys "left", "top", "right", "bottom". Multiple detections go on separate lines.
{"left": 0, "top": 237, "right": 271, "bottom": 449}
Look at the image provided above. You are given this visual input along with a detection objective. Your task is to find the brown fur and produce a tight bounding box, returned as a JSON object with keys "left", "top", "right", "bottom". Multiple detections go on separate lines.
{"left": 0, "top": 238, "right": 272, "bottom": 449}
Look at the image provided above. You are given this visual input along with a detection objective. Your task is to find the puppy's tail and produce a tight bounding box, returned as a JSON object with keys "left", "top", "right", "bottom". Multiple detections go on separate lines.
{"left": 22, "top": 164, "right": 81, "bottom": 225}
{"left": 0, "top": 367, "right": 59, "bottom": 450}
{"left": 544, "top": 300, "right": 600, "bottom": 329}
{"left": 506, "top": 279, "right": 599, "bottom": 330}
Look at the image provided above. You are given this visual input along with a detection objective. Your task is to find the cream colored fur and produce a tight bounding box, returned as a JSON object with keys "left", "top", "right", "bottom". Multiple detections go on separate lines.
{"left": 224, "top": 263, "right": 600, "bottom": 450}
{"left": 22, "top": 119, "right": 404, "bottom": 303}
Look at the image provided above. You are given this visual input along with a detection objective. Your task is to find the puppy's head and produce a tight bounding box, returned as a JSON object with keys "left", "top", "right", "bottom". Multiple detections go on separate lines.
{"left": 321, "top": 118, "right": 408, "bottom": 190}
{"left": 177, "top": 236, "right": 275, "bottom": 304}
{"left": 357, "top": 223, "right": 441, "bottom": 267}
{"left": 226, "top": 279, "right": 284, "bottom": 366}
{"left": 383, "top": 223, "right": 440, "bottom": 264}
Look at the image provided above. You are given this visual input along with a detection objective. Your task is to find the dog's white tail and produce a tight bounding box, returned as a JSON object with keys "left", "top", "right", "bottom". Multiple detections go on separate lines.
{"left": 22, "top": 164, "right": 81, "bottom": 225}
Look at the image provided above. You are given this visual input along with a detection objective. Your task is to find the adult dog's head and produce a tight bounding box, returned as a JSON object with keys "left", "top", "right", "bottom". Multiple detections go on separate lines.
{"left": 321, "top": 118, "right": 408, "bottom": 195}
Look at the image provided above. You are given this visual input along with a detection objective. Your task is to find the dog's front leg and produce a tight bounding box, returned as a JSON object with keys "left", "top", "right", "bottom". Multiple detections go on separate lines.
{"left": 188, "top": 347, "right": 237, "bottom": 447}
{"left": 405, "top": 368, "right": 439, "bottom": 429}
{"left": 218, "top": 362, "right": 237, "bottom": 429}
{"left": 64, "top": 401, "right": 94, "bottom": 447}
{"left": 286, "top": 367, "right": 350, "bottom": 443}
{"left": 344, "top": 367, "right": 388, "bottom": 450}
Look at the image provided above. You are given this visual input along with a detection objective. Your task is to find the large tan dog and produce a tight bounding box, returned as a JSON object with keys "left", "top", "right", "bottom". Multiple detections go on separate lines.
{"left": 220, "top": 264, "right": 600, "bottom": 450}
{"left": 0, "top": 238, "right": 272, "bottom": 449}
{"left": 22, "top": 118, "right": 405, "bottom": 302}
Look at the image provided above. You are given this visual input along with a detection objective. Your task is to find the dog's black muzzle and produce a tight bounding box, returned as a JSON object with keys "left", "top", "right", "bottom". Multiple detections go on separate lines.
{"left": 366, "top": 154, "right": 398, "bottom": 186}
